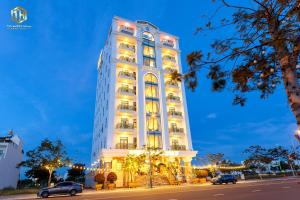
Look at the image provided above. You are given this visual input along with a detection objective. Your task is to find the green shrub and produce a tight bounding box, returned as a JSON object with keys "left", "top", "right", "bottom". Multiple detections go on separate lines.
{"left": 107, "top": 172, "right": 117, "bottom": 183}
{"left": 94, "top": 173, "right": 105, "bottom": 184}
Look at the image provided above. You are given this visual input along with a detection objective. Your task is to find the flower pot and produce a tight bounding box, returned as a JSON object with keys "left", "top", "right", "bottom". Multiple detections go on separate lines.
{"left": 199, "top": 178, "right": 207, "bottom": 183}
{"left": 107, "top": 183, "right": 115, "bottom": 190}
{"left": 95, "top": 184, "right": 103, "bottom": 190}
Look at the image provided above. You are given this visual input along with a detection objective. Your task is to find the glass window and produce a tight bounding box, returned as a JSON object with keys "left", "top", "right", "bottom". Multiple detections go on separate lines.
{"left": 143, "top": 32, "right": 155, "bottom": 41}
{"left": 147, "top": 117, "right": 160, "bottom": 131}
{"left": 147, "top": 134, "right": 161, "bottom": 149}
{"left": 143, "top": 57, "right": 156, "bottom": 67}
{"left": 146, "top": 101, "right": 159, "bottom": 114}
{"left": 143, "top": 46, "right": 155, "bottom": 58}
{"left": 145, "top": 85, "right": 158, "bottom": 98}
{"left": 145, "top": 74, "right": 158, "bottom": 83}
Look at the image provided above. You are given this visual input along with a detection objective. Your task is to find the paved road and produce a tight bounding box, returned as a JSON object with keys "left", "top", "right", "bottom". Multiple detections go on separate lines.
{"left": 2, "top": 178, "right": 300, "bottom": 200}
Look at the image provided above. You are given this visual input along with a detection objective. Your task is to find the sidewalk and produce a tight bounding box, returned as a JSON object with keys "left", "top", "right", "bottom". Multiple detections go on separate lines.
{"left": 1, "top": 176, "right": 299, "bottom": 200}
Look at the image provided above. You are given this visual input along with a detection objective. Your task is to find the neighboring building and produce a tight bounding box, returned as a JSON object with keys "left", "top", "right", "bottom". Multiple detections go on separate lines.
{"left": 91, "top": 16, "right": 197, "bottom": 186}
{"left": 0, "top": 132, "right": 23, "bottom": 189}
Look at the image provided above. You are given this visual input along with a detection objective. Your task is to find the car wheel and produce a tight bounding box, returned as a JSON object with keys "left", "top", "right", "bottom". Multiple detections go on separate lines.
{"left": 70, "top": 189, "right": 77, "bottom": 196}
{"left": 41, "top": 191, "right": 49, "bottom": 198}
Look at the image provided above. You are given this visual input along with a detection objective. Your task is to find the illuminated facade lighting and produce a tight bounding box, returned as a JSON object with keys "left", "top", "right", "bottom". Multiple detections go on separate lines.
{"left": 90, "top": 16, "right": 197, "bottom": 187}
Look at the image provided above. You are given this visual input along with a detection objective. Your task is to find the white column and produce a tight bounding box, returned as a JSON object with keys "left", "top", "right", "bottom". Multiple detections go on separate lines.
{"left": 156, "top": 44, "right": 170, "bottom": 150}
{"left": 177, "top": 42, "right": 193, "bottom": 150}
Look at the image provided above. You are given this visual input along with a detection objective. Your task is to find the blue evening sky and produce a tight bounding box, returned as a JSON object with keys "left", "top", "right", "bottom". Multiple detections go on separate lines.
{"left": 0, "top": 0, "right": 296, "bottom": 169}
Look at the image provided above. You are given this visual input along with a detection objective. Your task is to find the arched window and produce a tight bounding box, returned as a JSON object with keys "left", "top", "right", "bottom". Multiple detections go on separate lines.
{"left": 144, "top": 73, "right": 158, "bottom": 83}
{"left": 143, "top": 32, "right": 155, "bottom": 41}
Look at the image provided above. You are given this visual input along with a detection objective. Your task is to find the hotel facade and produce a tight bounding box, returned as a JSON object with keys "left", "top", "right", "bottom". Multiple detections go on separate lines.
{"left": 91, "top": 17, "right": 197, "bottom": 186}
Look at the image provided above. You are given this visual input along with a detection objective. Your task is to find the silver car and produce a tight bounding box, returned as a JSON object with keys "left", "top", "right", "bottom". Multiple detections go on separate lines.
{"left": 37, "top": 181, "right": 83, "bottom": 198}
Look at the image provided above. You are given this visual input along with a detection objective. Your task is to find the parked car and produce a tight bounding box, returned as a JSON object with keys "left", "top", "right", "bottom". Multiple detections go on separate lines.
{"left": 37, "top": 181, "right": 83, "bottom": 198}
{"left": 211, "top": 174, "right": 237, "bottom": 185}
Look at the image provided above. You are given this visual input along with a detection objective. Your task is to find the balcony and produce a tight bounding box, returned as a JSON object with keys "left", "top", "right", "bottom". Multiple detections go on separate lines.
{"left": 170, "top": 145, "right": 186, "bottom": 151}
{"left": 166, "top": 95, "right": 181, "bottom": 104}
{"left": 115, "top": 143, "right": 136, "bottom": 150}
{"left": 164, "top": 67, "right": 176, "bottom": 74}
{"left": 165, "top": 81, "right": 179, "bottom": 89}
{"left": 117, "top": 87, "right": 136, "bottom": 98}
{"left": 116, "top": 123, "right": 135, "bottom": 133}
{"left": 118, "top": 56, "right": 136, "bottom": 64}
{"left": 118, "top": 71, "right": 136, "bottom": 81}
{"left": 119, "top": 43, "right": 135, "bottom": 54}
{"left": 162, "top": 39, "right": 175, "bottom": 48}
{"left": 168, "top": 111, "right": 183, "bottom": 119}
{"left": 117, "top": 105, "right": 136, "bottom": 114}
{"left": 162, "top": 55, "right": 176, "bottom": 64}
{"left": 119, "top": 25, "right": 134, "bottom": 35}
{"left": 169, "top": 127, "right": 184, "bottom": 135}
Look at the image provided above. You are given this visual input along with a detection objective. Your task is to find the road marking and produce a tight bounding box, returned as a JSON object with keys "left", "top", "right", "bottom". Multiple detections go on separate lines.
{"left": 282, "top": 186, "right": 291, "bottom": 189}
{"left": 252, "top": 189, "right": 261, "bottom": 192}
{"left": 213, "top": 193, "right": 225, "bottom": 196}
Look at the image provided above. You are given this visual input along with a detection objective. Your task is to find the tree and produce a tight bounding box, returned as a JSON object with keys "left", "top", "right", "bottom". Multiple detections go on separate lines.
{"left": 18, "top": 139, "right": 71, "bottom": 186}
{"left": 66, "top": 163, "right": 86, "bottom": 184}
{"left": 244, "top": 145, "right": 273, "bottom": 172}
{"left": 207, "top": 153, "right": 224, "bottom": 165}
{"left": 176, "top": 0, "right": 300, "bottom": 133}
{"left": 124, "top": 154, "right": 141, "bottom": 183}
{"left": 25, "top": 167, "right": 57, "bottom": 186}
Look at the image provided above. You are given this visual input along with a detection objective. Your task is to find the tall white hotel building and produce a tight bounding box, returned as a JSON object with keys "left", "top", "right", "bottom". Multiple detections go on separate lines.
{"left": 91, "top": 16, "right": 197, "bottom": 186}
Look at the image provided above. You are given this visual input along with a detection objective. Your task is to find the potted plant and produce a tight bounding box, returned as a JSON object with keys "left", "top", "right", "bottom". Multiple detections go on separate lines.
{"left": 106, "top": 172, "right": 117, "bottom": 189}
{"left": 196, "top": 169, "right": 208, "bottom": 183}
{"left": 94, "top": 173, "right": 105, "bottom": 190}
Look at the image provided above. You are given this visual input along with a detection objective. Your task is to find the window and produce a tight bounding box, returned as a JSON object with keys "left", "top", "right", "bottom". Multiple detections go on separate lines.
{"left": 145, "top": 74, "right": 158, "bottom": 83}
{"left": 147, "top": 117, "right": 160, "bottom": 131}
{"left": 145, "top": 84, "right": 158, "bottom": 98}
{"left": 143, "top": 32, "right": 155, "bottom": 41}
{"left": 146, "top": 101, "right": 159, "bottom": 114}
{"left": 143, "top": 57, "right": 156, "bottom": 67}
{"left": 143, "top": 46, "right": 155, "bottom": 58}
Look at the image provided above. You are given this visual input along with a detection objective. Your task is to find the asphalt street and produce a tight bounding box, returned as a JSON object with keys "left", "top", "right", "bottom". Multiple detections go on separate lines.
{"left": 2, "top": 178, "right": 300, "bottom": 200}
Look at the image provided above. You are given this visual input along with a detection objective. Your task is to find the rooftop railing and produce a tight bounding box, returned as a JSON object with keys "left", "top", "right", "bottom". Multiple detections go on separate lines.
{"left": 162, "top": 39, "right": 175, "bottom": 48}
{"left": 119, "top": 25, "right": 134, "bottom": 35}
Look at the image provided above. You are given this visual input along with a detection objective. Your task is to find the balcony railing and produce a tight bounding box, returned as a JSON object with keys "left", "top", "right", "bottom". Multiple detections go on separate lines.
{"left": 119, "top": 43, "right": 135, "bottom": 52}
{"left": 119, "top": 25, "right": 134, "bottom": 35}
{"left": 170, "top": 145, "right": 186, "bottom": 150}
{"left": 162, "top": 39, "right": 175, "bottom": 48}
{"left": 169, "top": 127, "right": 184, "bottom": 134}
{"left": 165, "top": 81, "right": 179, "bottom": 88}
{"left": 168, "top": 111, "right": 182, "bottom": 117}
{"left": 115, "top": 143, "right": 136, "bottom": 149}
{"left": 162, "top": 55, "right": 176, "bottom": 63}
{"left": 165, "top": 67, "right": 176, "bottom": 73}
{"left": 118, "top": 87, "right": 136, "bottom": 95}
{"left": 166, "top": 95, "right": 181, "bottom": 102}
{"left": 116, "top": 123, "right": 135, "bottom": 129}
{"left": 119, "top": 56, "right": 136, "bottom": 64}
{"left": 117, "top": 105, "right": 136, "bottom": 111}
{"left": 118, "top": 71, "right": 136, "bottom": 80}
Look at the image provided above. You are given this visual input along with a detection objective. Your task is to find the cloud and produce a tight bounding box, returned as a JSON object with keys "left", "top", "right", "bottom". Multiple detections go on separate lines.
{"left": 206, "top": 113, "right": 217, "bottom": 119}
